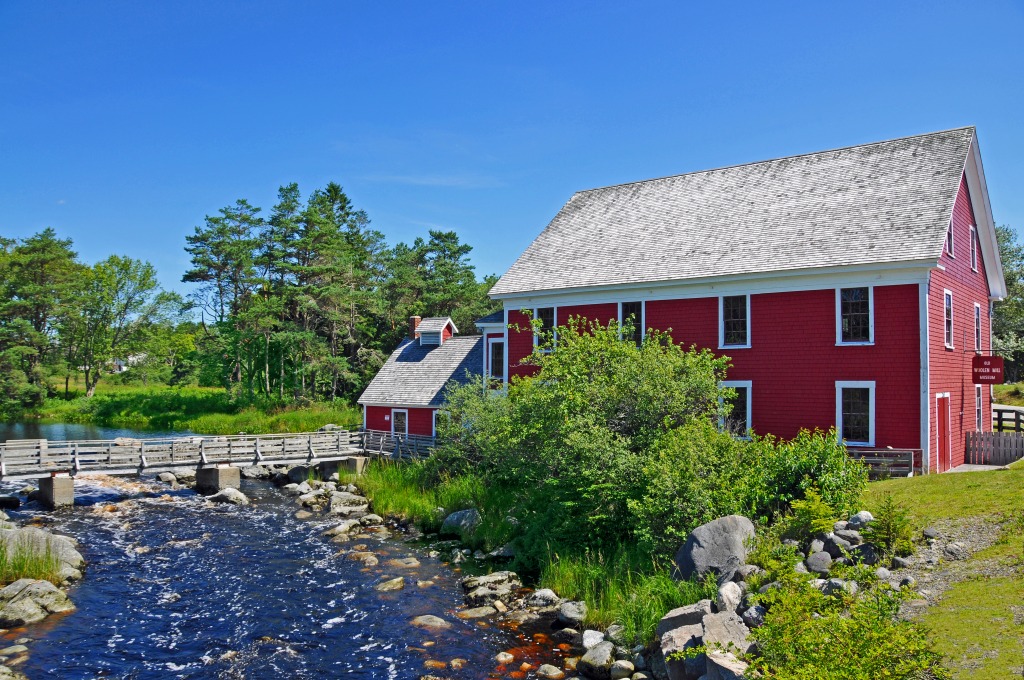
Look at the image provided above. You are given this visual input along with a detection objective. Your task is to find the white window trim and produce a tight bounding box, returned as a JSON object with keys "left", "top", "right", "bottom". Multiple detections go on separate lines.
{"left": 944, "top": 290, "right": 954, "bottom": 349}
{"left": 974, "top": 303, "right": 982, "bottom": 352}
{"left": 970, "top": 226, "right": 978, "bottom": 271}
{"left": 946, "top": 221, "right": 955, "bottom": 258}
{"left": 617, "top": 300, "right": 645, "bottom": 343}
{"left": 718, "top": 294, "right": 751, "bottom": 349}
{"left": 391, "top": 408, "right": 408, "bottom": 436}
{"left": 836, "top": 381, "right": 875, "bottom": 447}
{"left": 835, "top": 286, "right": 874, "bottom": 346}
{"left": 719, "top": 380, "right": 753, "bottom": 439}
{"left": 533, "top": 306, "right": 556, "bottom": 350}
{"left": 487, "top": 337, "right": 506, "bottom": 382}
{"left": 975, "top": 385, "right": 983, "bottom": 432}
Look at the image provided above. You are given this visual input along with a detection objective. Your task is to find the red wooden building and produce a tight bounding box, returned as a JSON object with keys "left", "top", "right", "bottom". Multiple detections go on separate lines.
{"left": 488, "top": 127, "right": 1005, "bottom": 473}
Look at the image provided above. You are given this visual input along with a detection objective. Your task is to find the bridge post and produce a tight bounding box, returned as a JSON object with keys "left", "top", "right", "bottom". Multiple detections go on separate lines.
{"left": 196, "top": 465, "right": 241, "bottom": 495}
{"left": 39, "top": 474, "right": 74, "bottom": 510}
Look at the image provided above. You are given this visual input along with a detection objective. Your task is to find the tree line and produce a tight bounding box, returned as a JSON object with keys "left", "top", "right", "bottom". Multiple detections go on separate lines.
{"left": 0, "top": 182, "right": 498, "bottom": 418}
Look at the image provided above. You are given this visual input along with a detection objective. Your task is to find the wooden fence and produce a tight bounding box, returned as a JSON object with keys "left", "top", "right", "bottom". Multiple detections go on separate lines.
{"left": 992, "top": 408, "right": 1024, "bottom": 433}
{"left": 847, "top": 448, "right": 919, "bottom": 479}
{"left": 965, "top": 431, "right": 1024, "bottom": 466}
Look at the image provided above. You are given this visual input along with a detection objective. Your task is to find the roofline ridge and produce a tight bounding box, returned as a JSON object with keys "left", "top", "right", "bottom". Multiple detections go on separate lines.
{"left": 572, "top": 126, "right": 976, "bottom": 195}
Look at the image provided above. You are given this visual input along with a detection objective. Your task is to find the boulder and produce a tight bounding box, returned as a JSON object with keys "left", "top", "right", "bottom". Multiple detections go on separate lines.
{"left": 822, "top": 533, "right": 853, "bottom": 559}
{"left": 439, "top": 508, "right": 481, "bottom": 538}
{"left": 701, "top": 611, "right": 754, "bottom": 656}
{"left": 578, "top": 640, "right": 616, "bottom": 680}
{"left": 823, "top": 578, "right": 858, "bottom": 597}
{"left": 325, "top": 519, "right": 362, "bottom": 536}
{"left": 875, "top": 567, "right": 892, "bottom": 581}
{"left": 892, "top": 556, "right": 912, "bottom": 569}
{"left": 460, "top": 570, "right": 521, "bottom": 591}
{"left": 740, "top": 604, "right": 766, "bottom": 628}
{"left": 240, "top": 465, "right": 271, "bottom": 479}
{"left": 537, "top": 664, "right": 566, "bottom": 680}
{"left": 715, "top": 582, "right": 743, "bottom": 613}
{"left": 157, "top": 472, "right": 178, "bottom": 485}
{"left": 659, "top": 623, "right": 703, "bottom": 680}
{"left": 375, "top": 577, "right": 405, "bottom": 592}
{"left": 330, "top": 491, "right": 368, "bottom": 508}
{"left": 456, "top": 605, "right": 497, "bottom": 619}
{"left": 805, "top": 551, "right": 832, "bottom": 575}
{"left": 410, "top": 614, "right": 451, "bottom": 631}
{"left": 943, "top": 542, "right": 970, "bottom": 561}
{"left": 834, "top": 529, "right": 864, "bottom": 545}
{"left": 673, "top": 515, "right": 755, "bottom": 584}
{"left": 558, "top": 600, "right": 588, "bottom": 627}
{"left": 922, "top": 526, "right": 940, "bottom": 540}
{"left": 853, "top": 543, "right": 880, "bottom": 566}
{"left": 460, "top": 571, "right": 520, "bottom": 607}
{"left": 207, "top": 488, "right": 249, "bottom": 505}
{"left": 527, "top": 588, "right": 561, "bottom": 607}
{"left": 605, "top": 623, "right": 627, "bottom": 646}
{"left": 0, "top": 527, "right": 85, "bottom": 578}
{"left": 846, "top": 510, "right": 874, "bottom": 530}
{"left": 833, "top": 520, "right": 849, "bottom": 532}
{"left": 656, "top": 600, "right": 713, "bottom": 639}
{"left": 609, "top": 660, "right": 634, "bottom": 680}
{"left": 732, "top": 564, "right": 761, "bottom": 583}
{"left": 359, "top": 514, "right": 383, "bottom": 526}
{"left": 488, "top": 542, "right": 517, "bottom": 559}
{"left": 705, "top": 650, "right": 749, "bottom": 680}
{"left": 582, "top": 629, "right": 605, "bottom": 649}
{"left": 0, "top": 579, "right": 75, "bottom": 626}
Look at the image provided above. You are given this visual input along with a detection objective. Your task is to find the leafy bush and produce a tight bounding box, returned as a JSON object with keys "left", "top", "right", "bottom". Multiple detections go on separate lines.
{"left": 785, "top": 489, "right": 838, "bottom": 542}
{"left": 750, "top": 580, "right": 950, "bottom": 679}
{"left": 863, "top": 493, "right": 915, "bottom": 557}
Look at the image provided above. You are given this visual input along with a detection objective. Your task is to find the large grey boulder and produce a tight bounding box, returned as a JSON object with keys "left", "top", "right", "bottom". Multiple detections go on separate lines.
{"left": 715, "top": 582, "right": 743, "bottom": 613}
{"left": 440, "top": 508, "right": 481, "bottom": 537}
{"left": 702, "top": 611, "right": 754, "bottom": 656}
{"left": 460, "top": 570, "right": 521, "bottom": 607}
{"left": 846, "top": 510, "right": 874, "bottom": 530}
{"left": 705, "top": 650, "right": 749, "bottom": 680}
{"left": 673, "top": 515, "right": 755, "bottom": 584}
{"left": 0, "top": 527, "right": 84, "bottom": 583}
{"left": 578, "top": 640, "right": 616, "bottom": 680}
{"left": 526, "top": 588, "right": 561, "bottom": 607}
{"left": 823, "top": 533, "right": 853, "bottom": 559}
{"left": 656, "top": 599, "right": 713, "bottom": 639}
{"left": 0, "top": 579, "right": 75, "bottom": 626}
{"left": 805, "top": 551, "right": 833, "bottom": 575}
{"left": 660, "top": 623, "right": 703, "bottom": 680}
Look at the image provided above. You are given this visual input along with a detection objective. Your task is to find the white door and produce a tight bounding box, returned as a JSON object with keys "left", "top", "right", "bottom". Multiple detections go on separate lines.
{"left": 392, "top": 409, "right": 408, "bottom": 436}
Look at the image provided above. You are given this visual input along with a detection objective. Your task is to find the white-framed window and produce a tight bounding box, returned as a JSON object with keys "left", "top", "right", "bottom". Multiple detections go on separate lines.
{"left": 975, "top": 385, "right": 983, "bottom": 432}
{"left": 970, "top": 226, "right": 978, "bottom": 271}
{"left": 836, "top": 287, "right": 873, "bottom": 345}
{"left": 432, "top": 410, "right": 437, "bottom": 437}
{"left": 946, "top": 220, "right": 954, "bottom": 257}
{"left": 719, "top": 380, "right": 752, "bottom": 438}
{"left": 619, "top": 301, "right": 644, "bottom": 346}
{"left": 487, "top": 337, "right": 506, "bottom": 384}
{"left": 391, "top": 409, "right": 408, "bottom": 436}
{"left": 944, "top": 290, "right": 954, "bottom": 349}
{"left": 836, "top": 381, "right": 875, "bottom": 447}
{"left": 974, "top": 303, "right": 982, "bottom": 351}
{"left": 533, "top": 307, "right": 555, "bottom": 349}
{"left": 719, "top": 295, "right": 750, "bottom": 349}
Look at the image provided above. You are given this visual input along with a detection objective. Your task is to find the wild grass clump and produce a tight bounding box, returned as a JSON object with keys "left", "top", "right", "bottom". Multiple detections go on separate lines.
{"left": 0, "top": 538, "right": 62, "bottom": 587}
{"left": 540, "top": 548, "right": 718, "bottom": 646}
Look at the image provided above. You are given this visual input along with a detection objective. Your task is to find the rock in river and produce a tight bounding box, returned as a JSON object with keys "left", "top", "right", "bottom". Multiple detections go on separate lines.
{"left": 206, "top": 488, "right": 249, "bottom": 505}
{"left": 0, "top": 579, "right": 75, "bottom": 626}
{"left": 410, "top": 614, "right": 452, "bottom": 631}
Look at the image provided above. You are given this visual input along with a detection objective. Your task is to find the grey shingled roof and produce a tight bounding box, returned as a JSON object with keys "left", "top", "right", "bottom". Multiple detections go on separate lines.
{"left": 358, "top": 335, "right": 482, "bottom": 407}
{"left": 475, "top": 310, "right": 504, "bottom": 325}
{"left": 416, "top": 317, "right": 456, "bottom": 334}
{"left": 491, "top": 127, "right": 975, "bottom": 296}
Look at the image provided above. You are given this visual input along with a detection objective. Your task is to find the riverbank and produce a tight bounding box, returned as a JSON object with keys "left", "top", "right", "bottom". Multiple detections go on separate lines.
{"left": 27, "top": 385, "right": 361, "bottom": 435}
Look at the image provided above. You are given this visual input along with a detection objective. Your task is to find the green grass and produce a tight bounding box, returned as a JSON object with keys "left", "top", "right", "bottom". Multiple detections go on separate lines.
{"left": 29, "top": 384, "right": 361, "bottom": 434}
{"left": 993, "top": 383, "right": 1024, "bottom": 407}
{"left": 864, "top": 464, "right": 1024, "bottom": 679}
{"left": 540, "top": 549, "right": 718, "bottom": 646}
{"left": 0, "top": 538, "right": 62, "bottom": 587}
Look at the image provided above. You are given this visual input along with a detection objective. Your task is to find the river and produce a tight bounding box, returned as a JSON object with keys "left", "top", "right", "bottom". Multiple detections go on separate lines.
{"left": 0, "top": 424, "right": 546, "bottom": 679}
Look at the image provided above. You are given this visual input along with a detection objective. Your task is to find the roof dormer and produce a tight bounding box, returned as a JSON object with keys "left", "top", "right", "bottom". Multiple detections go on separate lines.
{"left": 409, "top": 316, "right": 458, "bottom": 346}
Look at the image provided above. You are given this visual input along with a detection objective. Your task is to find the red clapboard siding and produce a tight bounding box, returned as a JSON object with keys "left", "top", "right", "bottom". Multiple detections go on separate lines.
{"left": 508, "top": 309, "right": 538, "bottom": 379}
{"left": 928, "top": 175, "right": 992, "bottom": 471}
{"left": 648, "top": 286, "right": 920, "bottom": 447}
{"left": 364, "top": 405, "right": 437, "bottom": 436}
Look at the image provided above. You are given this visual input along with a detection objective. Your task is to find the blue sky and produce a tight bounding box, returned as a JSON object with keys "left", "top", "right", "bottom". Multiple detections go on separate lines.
{"left": 2, "top": 1, "right": 1022, "bottom": 293}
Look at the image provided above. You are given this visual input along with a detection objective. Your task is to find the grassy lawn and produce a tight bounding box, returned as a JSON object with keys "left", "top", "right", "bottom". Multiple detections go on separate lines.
{"left": 992, "top": 383, "right": 1024, "bottom": 407}
{"left": 864, "top": 459, "right": 1024, "bottom": 679}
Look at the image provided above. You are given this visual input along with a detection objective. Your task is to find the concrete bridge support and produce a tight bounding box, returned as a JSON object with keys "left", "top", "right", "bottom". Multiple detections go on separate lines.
{"left": 318, "top": 456, "right": 367, "bottom": 479}
{"left": 196, "top": 466, "right": 241, "bottom": 495}
{"left": 40, "top": 475, "right": 75, "bottom": 510}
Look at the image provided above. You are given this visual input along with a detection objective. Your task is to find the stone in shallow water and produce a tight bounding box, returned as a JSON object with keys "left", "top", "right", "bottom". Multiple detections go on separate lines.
{"left": 495, "top": 651, "right": 514, "bottom": 664}
{"left": 386, "top": 557, "right": 420, "bottom": 569}
{"left": 411, "top": 614, "right": 452, "bottom": 631}
{"left": 536, "top": 664, "right": 565, "bottom": 679}
{"left": 375, "top": 577, "right": 405, "bottom": 592}
{"left": 456, "top": 606, "right": 496, "bottom": 619}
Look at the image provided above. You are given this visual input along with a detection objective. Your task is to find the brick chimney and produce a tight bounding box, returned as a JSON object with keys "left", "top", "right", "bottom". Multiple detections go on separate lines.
{"left": 409, "top": 315, "right": 422, "bottom": 339}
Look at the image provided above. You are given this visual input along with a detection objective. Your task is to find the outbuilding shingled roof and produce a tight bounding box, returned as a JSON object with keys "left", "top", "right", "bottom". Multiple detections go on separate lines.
{"left": 357, "top": 336, "right": 482, "bottom": 407}
{"left": 491, "top": 127, "right": 976, "bottom": 297}
{"left": 416, "top": 317, "right": 457, "bottom": 334}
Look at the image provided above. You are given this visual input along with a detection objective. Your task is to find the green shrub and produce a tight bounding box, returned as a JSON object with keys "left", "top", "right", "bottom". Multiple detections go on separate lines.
{"left": 0, "top": 538, "right": 62, "bottom": 586}
{"left": 785, "top": 489, "right": 837, "bottom": 542}
{"left": 863, "top": 493, "right": 915, "bottom": 557}
{"left": 750, "top": 580, "right": 950, "bottom": 679}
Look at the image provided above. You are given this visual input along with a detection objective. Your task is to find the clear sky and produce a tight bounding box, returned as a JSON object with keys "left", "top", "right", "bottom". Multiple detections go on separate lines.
{"left": 2, "top": 1, "right": 1022, "bottom": 293}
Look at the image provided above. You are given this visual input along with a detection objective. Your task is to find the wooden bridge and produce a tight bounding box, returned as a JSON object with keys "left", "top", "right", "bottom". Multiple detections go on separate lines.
{"left": 0, "top": 429, "right": 437, "bottom": 508}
